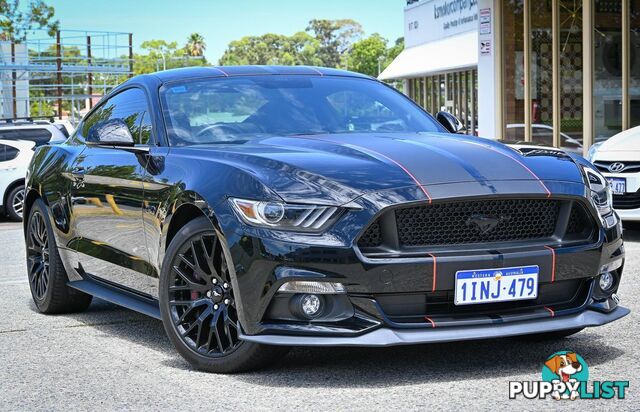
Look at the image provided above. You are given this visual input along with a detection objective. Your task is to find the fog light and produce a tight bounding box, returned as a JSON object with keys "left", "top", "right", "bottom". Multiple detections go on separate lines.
{"left": 278, "top": 280, "right": 345, "bottom": 294}
{"left": 300, "top": 294, "right": 322, "bottom": 318}
{"left": 599, "top": 272, "right": 615, "bottom": 291}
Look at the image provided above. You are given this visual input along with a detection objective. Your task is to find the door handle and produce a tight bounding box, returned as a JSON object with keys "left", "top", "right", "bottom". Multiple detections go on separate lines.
{"left": 71, "top": 167, "right": 86, "bottom": 179}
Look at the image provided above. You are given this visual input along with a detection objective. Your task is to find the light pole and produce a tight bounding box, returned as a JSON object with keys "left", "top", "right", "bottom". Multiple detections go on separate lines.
{"left": 377, "top": 55, "right": 385, "bottom": 76}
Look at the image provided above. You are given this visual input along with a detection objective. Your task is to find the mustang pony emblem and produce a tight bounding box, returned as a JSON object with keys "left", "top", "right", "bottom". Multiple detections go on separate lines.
{"left": 466, "top": 214, "right": 510, "bottom": 234}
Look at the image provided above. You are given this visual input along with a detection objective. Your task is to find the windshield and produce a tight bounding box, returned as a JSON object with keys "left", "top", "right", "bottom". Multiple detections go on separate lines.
{"left": 160, "top": 75, "right": 443, "bottom": 145}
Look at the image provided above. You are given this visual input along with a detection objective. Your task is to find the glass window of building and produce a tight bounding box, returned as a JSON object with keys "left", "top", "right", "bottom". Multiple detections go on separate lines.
{"left": 594, "top": 0, "right": 623, "bottom": 142}
{"left": 502, "top": 0, "right": 525, "bottom": 142}
{"left": 631, "top": 0, "right": 640, "bottom": 127}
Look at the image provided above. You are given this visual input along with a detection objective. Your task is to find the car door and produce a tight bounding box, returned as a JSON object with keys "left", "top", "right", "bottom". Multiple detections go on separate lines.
{"left": 69, "top": 87, "right": 155, "bottom": 295}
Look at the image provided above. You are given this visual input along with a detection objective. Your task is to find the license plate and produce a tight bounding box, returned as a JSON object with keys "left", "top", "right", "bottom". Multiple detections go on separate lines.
{"left": 608, "top": 177, "right": 626, "bottom": 195}
{"left": 454, "top": 265, "right": 539, "bottom": 306}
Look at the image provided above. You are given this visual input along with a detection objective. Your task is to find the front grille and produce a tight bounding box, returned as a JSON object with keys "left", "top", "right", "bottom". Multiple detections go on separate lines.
{"left": 375, "top": 278, "right": 590, "bottom": 325}
{"left": 594, "top": 161, "right": 640, "bottom": 174}
{"left": 395, "top": 199, "right": 559, "bottom": 247}
{"left": 613, "top": 191, "right": 640, "bottom": 210}
{"left": 358, "top": 198, "right": 595, "bottom": 254}
{"left": 566, "top": 201, "right": 592, "bottom": 235}
{"left": 358, "top": 220, "right": 382, "bottom": 248}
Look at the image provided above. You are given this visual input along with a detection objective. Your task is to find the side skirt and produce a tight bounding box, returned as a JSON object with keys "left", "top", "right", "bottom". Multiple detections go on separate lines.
{"left": 67, "top": 278, "right": 161, "bottom": 320}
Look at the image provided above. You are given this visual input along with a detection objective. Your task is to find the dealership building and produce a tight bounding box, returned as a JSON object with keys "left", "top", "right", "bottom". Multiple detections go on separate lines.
{"left": 380, "top": 0, "right": 640, "bottom": 155}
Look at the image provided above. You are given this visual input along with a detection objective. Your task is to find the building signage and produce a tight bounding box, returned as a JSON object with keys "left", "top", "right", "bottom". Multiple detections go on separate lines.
{"left": 479, "top": 7, "right": 491, "bottom": 34}
{"left": 405, "top": 0, "right": 479, "bottom": 48}
{"left": 480, "top": 40, "right": 491, "bottom": 56}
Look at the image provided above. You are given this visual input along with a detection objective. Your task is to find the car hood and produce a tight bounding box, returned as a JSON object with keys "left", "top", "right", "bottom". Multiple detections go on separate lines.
{"left": 596, "top": 126, "right": 640, "bottom": 153}
{"left": 182, "top": 132, "right": 585, "bottom": 205}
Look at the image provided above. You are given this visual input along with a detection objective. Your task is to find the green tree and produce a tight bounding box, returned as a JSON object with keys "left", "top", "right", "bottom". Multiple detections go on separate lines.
{"left": 133, "top": 39, "right": 207, "bottom": 74}
{"left": 185, "top": 32, "right": 206, "bottom": 57}
{"left": 306, "top": 19, "right": 363, "bottom": 68}
{"left": 218, "top": 32, "right": 321, "bottom": 66}
{"left": 386, "top": 37, "right": 404, "bottom": 65}
{"left": 0, "top": 0, "right": 59, "bottom": 41}
{"left": 346, "top": 33, "right": 388, "bottom": 77}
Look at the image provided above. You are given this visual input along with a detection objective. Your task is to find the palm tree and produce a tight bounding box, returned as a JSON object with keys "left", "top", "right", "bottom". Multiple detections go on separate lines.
{"left": 185, "top": 33, "right": 206, "bottom": 57}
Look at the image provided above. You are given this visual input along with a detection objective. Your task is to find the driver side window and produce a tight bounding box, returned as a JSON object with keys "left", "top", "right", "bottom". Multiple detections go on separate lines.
{"left": 326, "top": 91, "right": 403, "bottom": 132}
{"left": 81, "top": 88, "right": 155, "bottom": 145}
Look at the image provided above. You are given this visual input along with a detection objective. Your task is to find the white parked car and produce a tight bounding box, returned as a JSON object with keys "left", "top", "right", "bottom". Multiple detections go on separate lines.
{"left": 0, "top": 119, "right": 69, "bottom": 147}
{"left": 588, "top": 126, "right": 640, "bottom": 221}
{"left": 505, "top": 124, "right": 583, "bottom": 154}
{"left": 0, "top": 139, "right": 35, "bottom": 221}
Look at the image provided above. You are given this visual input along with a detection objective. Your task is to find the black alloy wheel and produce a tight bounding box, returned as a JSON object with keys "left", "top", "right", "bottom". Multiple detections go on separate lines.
{"left": 168, "top": 231, "right": 242, "bottom": 356}
{"left": 25, "top": 198, "right": 92, "bottom": 313}
{"left": 27, "top": 210, "right": 50, "bottom": 300}
{"left": 160, "top": 216, "right": 289, "bottom": 373}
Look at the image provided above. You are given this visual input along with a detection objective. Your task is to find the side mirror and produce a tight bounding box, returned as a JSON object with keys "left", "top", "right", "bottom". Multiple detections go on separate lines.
{"left": 87, "top": 118, "right": 135, "bottom": 146}
{"left": 436, "top": 111, "right": 465, "bottom": 134}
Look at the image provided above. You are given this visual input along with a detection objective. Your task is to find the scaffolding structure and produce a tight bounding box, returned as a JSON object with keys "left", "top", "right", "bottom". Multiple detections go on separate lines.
{"left": 0, "top": 30, "right": 133, "bottom": 125}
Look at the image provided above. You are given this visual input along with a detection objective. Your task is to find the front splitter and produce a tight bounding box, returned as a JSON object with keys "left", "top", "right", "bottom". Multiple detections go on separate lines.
{"left": 239, "top": 306, "right": 630, "bottom": 347}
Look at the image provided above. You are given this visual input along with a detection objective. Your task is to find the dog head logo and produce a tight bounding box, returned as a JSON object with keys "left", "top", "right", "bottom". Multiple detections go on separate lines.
{"left": 544, "top": 352, "right": 582, "bottom": 382}
{"left": 542, "top": 351, "right": 589, "bottom": 400}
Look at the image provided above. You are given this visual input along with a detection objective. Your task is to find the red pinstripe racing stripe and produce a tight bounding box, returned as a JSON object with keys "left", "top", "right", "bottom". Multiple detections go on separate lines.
{"left": 427, "top": 253, "right": 437, "bottom": 292}
{"left": 544, "top": 246, "right": 556, "bottom": 283}
{"left": 544, "top": 306, "right": 555, "bottom": 317}
{"left": 463, "top": 140, "right": 552, "bottom": 197}
{"left": 299, "top": 137, "right": 433, "bottom": 203}
{"left": 424, "top": 316, "right": 436, "bottom": 328}
{"left": 348, "top": 145, "right": 432, "bottom": 203}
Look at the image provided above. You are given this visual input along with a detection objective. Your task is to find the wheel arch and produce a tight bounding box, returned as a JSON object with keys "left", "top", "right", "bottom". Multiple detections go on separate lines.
{"left": 161, "top": 193, "right": 225, "bottom": 255}
{"left": 165, "top": 202, "right": 210, "bottom": 251}
{"left": 4, "top": 178, "right": 25, "bottom": 207}
{"left": 22, "top": 188, "right": 43, "bottom": 234}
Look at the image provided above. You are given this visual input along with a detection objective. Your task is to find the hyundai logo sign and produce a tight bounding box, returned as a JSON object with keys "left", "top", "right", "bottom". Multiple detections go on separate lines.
{"left": 608, "top": 162, "right": 625, "bottom": 173}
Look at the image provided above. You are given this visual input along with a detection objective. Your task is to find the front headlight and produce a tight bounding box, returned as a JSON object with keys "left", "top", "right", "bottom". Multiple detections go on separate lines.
{"left": 581, "top": 165, "right": 616, "bottom": 228}
{"left": 587, "top": 142, "right": 603, "bottom": 162}
{"left": 229, "top": 198, "right": 341, "bottom": 232}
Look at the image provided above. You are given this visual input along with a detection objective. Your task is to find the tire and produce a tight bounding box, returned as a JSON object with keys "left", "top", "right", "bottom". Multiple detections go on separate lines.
{"left": 518, "top": 328, "right": 584, "bottom": 341}
{"left": 7, "top": 184, "right": 25, "bottom": 221}
{"left": 159, "top": 216, "right": 289, "bottom": 373}
{"left": 26, "top": 198, "right": 93, "bottom": 313}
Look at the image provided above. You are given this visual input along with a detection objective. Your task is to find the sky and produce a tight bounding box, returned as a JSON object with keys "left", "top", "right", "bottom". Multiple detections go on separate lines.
{"left": 48, "top": 0, "right": 405, "bottom": 63}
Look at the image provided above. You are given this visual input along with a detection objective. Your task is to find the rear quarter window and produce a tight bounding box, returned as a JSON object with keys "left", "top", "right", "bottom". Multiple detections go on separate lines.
{"left": 0, "top": 128, "right": 52, "bottom": 146}
{"left": 0, "top": 144, "right": 19, "bottom": 162}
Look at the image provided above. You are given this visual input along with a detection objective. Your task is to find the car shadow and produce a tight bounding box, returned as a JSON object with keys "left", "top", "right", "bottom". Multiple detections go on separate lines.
{"left": 232, "top": 332, "right": 625, "bottom": 388}
{"left": 31, "top": 298, "right": 173, "bottom": 354}
{"left": 51, "top": 298, "right": 627, "bottom": 387}
{"left": 623, "top": 222, "right": 640, "bottom": 241}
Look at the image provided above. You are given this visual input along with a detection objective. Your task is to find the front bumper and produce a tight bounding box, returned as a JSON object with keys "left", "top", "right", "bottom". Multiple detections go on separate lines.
{"left": 217, "top": 182, "right": 627, "bottom": 343}
{"left": 240, "top": 304, "right": 629, "bottom": 346}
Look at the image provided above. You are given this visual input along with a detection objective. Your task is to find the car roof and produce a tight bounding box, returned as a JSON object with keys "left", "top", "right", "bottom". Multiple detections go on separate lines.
{"left": 134, "top": 65, "right": 372, "bottom": 85}
{"left": 0, "top": 122, "right": 54, "bottom": 129}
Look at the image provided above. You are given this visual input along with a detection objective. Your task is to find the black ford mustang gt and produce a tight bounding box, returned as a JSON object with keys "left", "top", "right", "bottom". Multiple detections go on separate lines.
{"left": 24, "top": 66, "right": 628, "bottom": 373}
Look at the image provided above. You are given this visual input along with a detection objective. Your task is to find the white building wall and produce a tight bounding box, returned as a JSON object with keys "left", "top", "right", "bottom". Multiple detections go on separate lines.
{"left": 476, "top": 0, "right": 499, "bottom": 139}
